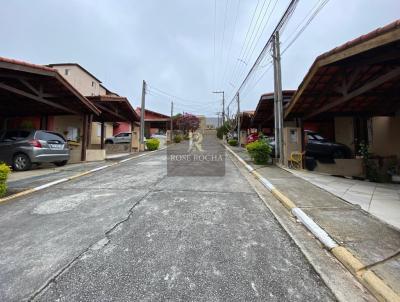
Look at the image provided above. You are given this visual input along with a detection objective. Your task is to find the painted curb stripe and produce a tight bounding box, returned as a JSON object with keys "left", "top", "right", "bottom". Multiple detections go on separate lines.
{"left": 291, "top": 207, "right": 338, "bottom": 250}
{"left": 33, "top": 178, "right": 69, "bottom": 191}
{"left": 0, "top": 147, "right": 167, "bottom": 204}
{"left": 88, "top": 165, "right": 110, "bottom": 173}
{"left": 225, "top": 144, "right": 400, "bottom": 302}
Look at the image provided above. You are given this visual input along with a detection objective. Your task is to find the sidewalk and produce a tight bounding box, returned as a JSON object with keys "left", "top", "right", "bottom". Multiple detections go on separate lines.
{"left": 288, "top": 169, "right": 400, "bottom": 230}
{"left": 229, "top": 146, "right": 400, "bottom": 298}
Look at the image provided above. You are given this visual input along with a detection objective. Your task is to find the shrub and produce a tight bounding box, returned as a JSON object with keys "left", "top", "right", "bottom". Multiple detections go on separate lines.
{"left": 146, "top": 138, "right": 160, "bottom": 151}
{"left": 174, "top": 135, "right": 182, "bottom": 143}
{"left": 183, "top": 134, "right": 190, "bottom": 140}
{"left": 246, "top": 140, "right": 271, "bottom": 165}
{"left": 0, "top": 163, "right": 11, "bottom": 197}
{"left": 216, "top": 122, "right": 229, "bottom": 139}
{"left": 228, "top": 139, "right": 238, "bottom": 146}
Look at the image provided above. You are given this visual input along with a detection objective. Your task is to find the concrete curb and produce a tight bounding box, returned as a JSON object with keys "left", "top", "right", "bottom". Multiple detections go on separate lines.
{"left": 0, "top": 147, "right": 167, "bottom": 205}
{"left": 225, "top": 144, "right": 400, "bottom": 302}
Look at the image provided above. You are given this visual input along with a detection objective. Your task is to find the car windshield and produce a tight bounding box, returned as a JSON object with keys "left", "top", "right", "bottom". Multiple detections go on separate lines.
{"left": 313, "top": 134, "right": 325, "bottom": 141}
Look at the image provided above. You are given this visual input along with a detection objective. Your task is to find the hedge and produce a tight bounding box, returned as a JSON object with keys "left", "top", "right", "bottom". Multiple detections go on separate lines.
{"left": 246, "top": 140, "right": 271, "bottom": 165}
{"left": 174, "top": 135, "right": 182, "bottom": 143}
{"left": 228, "top": 139, "right": 238, "bottom": 146}
{"left": 0, "top": 163, "right": 11, "bottom": 197}
{"left": 146, "top": 138, "right": 160, "bottom": 151}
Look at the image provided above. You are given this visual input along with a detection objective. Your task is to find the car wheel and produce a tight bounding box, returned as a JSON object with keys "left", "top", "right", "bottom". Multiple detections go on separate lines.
{"left": 54, "top": 160, "right": 68, "bottom": 167}
{"left": 13, "top": 153, "right": 32, "bottom": 171}
{"left": 105, "top": 140, "right": 113, "bottom": 144}
{"left": 332, "top": 149, "right": 345, "bottom": 159}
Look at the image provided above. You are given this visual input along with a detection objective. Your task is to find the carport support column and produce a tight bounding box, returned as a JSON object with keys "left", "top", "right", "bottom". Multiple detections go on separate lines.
{"left": 39, "top": 115, "right": 48, "bottom": 130}
{"left": 87, "top": 114, "right": 93, "bottom": 148}
{"left": 81, "top": 114, "right": 88, "bottom": 161}
{"left": 100, "top": 121, "right": 105, "bottom": 150}
{"left": 297, "top": 118, "right": 305, "bottom": 169}
{"left": 130, "top": 121, "right": 134, "bottom": 153}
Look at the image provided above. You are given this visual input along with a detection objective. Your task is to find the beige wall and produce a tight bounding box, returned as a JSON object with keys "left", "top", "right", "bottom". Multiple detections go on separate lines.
{"left": 283, "top": 127, "right": 303, "bottom": 167}
{"left": 369, "top": 116, "right": 400, "bottom": 158}
{"left": 52, "top": 115, "right": 84, "bottom": 163}
{"left": 334, "top": 117, "right": 355, "bottom": 152}
{"left": 52, "top": 65, "right": 101, "bottom": 96}
{"left": 90, "top": 122, "right": 113, "bottom": 145}
{"left": 131, "top": 125, "right": 140, "bottom": 151}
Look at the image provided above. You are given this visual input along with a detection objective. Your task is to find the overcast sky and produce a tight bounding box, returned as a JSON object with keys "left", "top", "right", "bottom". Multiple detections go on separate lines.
{"left": 1, "top": 0, "right": 399, "bottom": 116}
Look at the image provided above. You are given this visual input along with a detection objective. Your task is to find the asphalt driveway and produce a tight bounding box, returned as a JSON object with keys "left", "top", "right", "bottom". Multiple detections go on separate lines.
{"left": 0, "top": 135, "right": 334, "bottom": 301}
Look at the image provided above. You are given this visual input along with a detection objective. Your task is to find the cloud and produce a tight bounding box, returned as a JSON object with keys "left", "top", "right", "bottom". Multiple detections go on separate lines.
{"left": 0, "top": 0, "right": 398, "bottom": 116}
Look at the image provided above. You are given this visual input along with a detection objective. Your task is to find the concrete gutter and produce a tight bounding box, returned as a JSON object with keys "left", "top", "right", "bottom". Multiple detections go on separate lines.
{"left": 225, "top": 144, "right": 400, "bottom": 302}
{"left": 0, "top": 147, "right": 166, "bottom": 205}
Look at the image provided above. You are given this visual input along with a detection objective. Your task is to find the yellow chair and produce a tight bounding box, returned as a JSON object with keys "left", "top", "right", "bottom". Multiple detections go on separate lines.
{"left": 288, "top": 151, "right": 305, "bottom": 170}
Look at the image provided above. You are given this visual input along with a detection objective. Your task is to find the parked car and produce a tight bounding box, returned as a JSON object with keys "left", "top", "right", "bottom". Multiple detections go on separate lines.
{"left": 268, "top": 130, "right": 352, "bottom": 160}
{"left": 305, "top": 130, "right": 352, "bottom": 160}
{"left": 105, "top": 132, "right": 131, "bottom": 144}
{"left": 150, "top": 133, "right": 167, "bottom": 140}
{"left": 0, "top": 129, "right": 70, "bottom": 171}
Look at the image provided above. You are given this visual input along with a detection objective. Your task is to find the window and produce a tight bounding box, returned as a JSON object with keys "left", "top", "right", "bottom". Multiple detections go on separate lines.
{"left": 35, "top": 131, "right": 65, "bottom": 142}
{"left": 97, "top": 123, "right": 102, "bottom": 137}
{"left": 65, "top": 127, "right": 78, "bottom": 141}
{"left": 92, "top": 81, "right": 96, "bottom": 87}
{"left": 65, "top": 69, "right": 70, "bottom": 75}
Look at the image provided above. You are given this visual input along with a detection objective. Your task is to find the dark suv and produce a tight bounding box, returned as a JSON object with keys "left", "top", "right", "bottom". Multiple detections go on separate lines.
{"left": 269, "top": 130, "right": 352, "bottom": 161}
{"left": 0, "top": 130, "right": 70, "bottom": 171}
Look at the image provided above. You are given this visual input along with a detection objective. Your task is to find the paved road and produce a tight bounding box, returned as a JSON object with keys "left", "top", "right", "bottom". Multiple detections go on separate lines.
{"left": 0, "top": 135, "right": 334, "bottom": 301}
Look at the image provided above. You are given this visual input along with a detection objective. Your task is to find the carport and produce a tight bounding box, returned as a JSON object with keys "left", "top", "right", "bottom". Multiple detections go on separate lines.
{"left": 284, "top": 20, "right": 400, "bottom": 178}
{"left": 0, "top": 57, "right": 101, "bottom": 161}
{"left": 87, "top": 95, "right": 141, "bottom": 153}
{"left": 252, "top": 90, "right": 296, "bottom": 133}
{"left": 135, "top": 108, "right": 170, "bottom": 138}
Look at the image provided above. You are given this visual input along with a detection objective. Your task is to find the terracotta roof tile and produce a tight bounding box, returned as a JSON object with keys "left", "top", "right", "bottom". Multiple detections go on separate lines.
{"left": 0, "top": 56, "right": 55, "bottom": 72}
{"left": 317, "top": 19, "right": 400, "bottom": 60}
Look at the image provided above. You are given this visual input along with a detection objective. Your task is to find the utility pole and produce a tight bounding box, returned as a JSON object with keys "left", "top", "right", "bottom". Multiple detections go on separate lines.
{"left": 237, "top": 92, "right": 241, "bottom": 147}
{"left": 272, "top": 32, "right": 284, "bottom": 165}
{"left": 213, "top": 90, "right": 225, "bottom": 140}
{"left": 170, "top": 101, "right": 174, "bottom": 142}
{"left": 140, "top": 80, "right": 146, "bottom": 151}
{"left": 212, "top": 91, "right": 225, "bottom": 124}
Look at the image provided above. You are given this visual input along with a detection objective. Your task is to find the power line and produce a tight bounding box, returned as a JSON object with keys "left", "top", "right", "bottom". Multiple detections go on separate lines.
{"left": 228, "top": 0, "right": 299, "bottom": 107}
{"left": 228, "top": 0, "right": 329, "bottom": 110}
{"left": 282, "top": 0, "right": 329, "bottom": 54}
{"left": 212, "top": 0, "right": 217, "bottom": 92}
{"left": 220, "top": 0, "right": 241, "bottom": 89}
{"left": 230, "top": 0, "right": 272, "bottom": 88}
{"left": 226, "top": 0, "right": 261, "bottom": 93}
{"left": 238, "top": 0, "right": 278, "bottom": 83}
{"left": 146, "top": 86, "right": 219, "bottom": 115}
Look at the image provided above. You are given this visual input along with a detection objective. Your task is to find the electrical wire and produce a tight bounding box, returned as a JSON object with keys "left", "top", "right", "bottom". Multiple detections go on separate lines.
{"left": 226, "top": 0, "right": 261, "bottom": 93}
{"left": 230, "top": 0, "right": 273, "bottom": 89}
{"left": 228, "top": 0, "right": 299, "bottom": 107}
{"left": 219, "top": 0, "right": 241, "bottom": 89}
{"left": 281, "top": 0, "right": 329, "bottom": 54}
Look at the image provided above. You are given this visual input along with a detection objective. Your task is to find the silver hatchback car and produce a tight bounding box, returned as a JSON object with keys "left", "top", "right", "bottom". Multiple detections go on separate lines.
{"left": 0, "top": 129, "right": 70, "bottom": 171}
